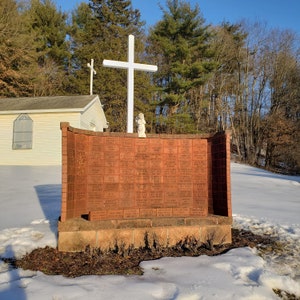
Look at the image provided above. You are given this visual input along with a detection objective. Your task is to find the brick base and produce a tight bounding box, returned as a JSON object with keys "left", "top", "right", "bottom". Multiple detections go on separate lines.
{"left": 58, "top": 215, "right": 232, "bottom": 252}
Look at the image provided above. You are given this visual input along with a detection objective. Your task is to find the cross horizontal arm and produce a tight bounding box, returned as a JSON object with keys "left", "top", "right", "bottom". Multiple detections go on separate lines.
{"left": 133, "top": 63, "right": 158, "bottom": 72}
{"left": 87, "top": 63, "right": 97, "bottom": 74}
{"left": 102, "top": 34, "right": 158, "bottom": 133}
{"left": 103, "top": 59, "right": 129, "bottom": 69}
{"left": 103, "top": 59, "right": 158, "bottom": 72}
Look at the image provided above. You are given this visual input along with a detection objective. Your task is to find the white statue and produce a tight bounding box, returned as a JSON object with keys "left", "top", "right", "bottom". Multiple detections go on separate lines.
{"left": 136, "top": 113, "right": 146, "bottom": 137}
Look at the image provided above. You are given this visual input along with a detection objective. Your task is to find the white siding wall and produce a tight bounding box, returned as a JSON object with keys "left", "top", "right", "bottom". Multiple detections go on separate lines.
{"left": 0, "top": 113, "right": 80, "bottom": 165}
{"left": 80, "top": 100, "right": 107, "bottom": 131}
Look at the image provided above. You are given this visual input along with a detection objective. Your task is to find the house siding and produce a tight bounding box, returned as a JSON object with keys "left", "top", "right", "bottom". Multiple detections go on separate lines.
{"left": 80, "top": 100, "right": 107, "bottom": 132}
{"left": 0, "top": 112, "right": 80, "bottom": 165}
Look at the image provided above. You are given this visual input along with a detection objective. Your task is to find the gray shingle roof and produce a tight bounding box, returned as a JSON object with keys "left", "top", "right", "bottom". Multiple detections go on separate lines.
{"left": 0, "top": 95, "right": 98, "bottom": 112}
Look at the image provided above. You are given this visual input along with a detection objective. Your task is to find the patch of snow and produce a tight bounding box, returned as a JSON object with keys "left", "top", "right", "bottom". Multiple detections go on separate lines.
{"left": 0, "top": 163, "right": 299, "bottom": 299}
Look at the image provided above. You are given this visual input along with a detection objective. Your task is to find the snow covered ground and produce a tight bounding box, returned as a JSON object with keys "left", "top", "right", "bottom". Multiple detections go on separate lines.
{"left": 0, "top": 163, "right": 299, "bottom": 299}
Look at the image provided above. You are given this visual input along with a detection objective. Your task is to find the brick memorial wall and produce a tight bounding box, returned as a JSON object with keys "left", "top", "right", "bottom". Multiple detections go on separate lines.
{"left": 58, "top": 123, "right": 232, "bottom": 251}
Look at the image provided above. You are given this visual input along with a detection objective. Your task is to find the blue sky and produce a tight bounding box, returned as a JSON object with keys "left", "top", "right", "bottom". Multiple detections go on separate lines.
{"left": 54, "top": 0, "right": 300, "bottom": 34}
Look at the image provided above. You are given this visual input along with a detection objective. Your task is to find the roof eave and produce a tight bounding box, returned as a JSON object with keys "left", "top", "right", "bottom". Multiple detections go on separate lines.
{"left": 0, "top": 108, "right": 84, "bottom": 115}
{"left": 82, "top": 95, "right": 100, "bottom": 112}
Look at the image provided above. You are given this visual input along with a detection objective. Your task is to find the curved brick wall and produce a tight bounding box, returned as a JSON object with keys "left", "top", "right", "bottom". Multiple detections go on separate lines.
{"left": 60, "top": 123, "right": 231, "bottom": 222}
{"left": 59, "top": 123, "right": 232, "bottom": 251}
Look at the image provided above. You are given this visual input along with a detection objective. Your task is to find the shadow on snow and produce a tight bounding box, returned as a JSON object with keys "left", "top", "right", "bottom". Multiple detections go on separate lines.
{"left": 34, "top": 184, "right": 61, "bottom": 235}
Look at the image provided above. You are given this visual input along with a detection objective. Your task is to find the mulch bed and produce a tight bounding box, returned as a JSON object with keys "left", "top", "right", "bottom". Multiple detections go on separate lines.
{"left": 3, "top": 228, "right": 278, "bottom": 277}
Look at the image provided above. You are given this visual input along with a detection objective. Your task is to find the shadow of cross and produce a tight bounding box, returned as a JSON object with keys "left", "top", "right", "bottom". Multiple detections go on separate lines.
{"left": 103, "top": 34, "right": 157, "bottom": 133}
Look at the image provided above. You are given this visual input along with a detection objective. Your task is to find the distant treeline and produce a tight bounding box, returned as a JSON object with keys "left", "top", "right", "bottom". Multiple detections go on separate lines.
{"left": 1, "top": 0, "right": 299, "bottom": 173}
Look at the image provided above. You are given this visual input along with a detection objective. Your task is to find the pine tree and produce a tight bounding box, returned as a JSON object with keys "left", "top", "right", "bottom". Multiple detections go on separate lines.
{"left": 23, "top": 0, "right": 70, "bottom": 96}
{"left": 147, "top": 0, "right": 216, "bottom": 133}
{"left": 0, "top": 0, "right": 37, "bottom": 97}
{"left": 70, "top": 0, "right": 153, "bottom": 132}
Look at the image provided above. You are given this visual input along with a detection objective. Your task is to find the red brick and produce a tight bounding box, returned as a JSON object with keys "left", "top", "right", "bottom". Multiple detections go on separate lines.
{"left": 123, "top": 209, "right": 140, "bottom": 219}
{"left": 157, "top": 208, "right": 173, "bottom": 217}
{"left": 106, "top": 210, "right": 124, "bottom": 219}
{"left": 60, "top": 125, "right": 231, "bottom": 224}
{"left": 139, "top": 208, "right": 157, "bottom": 218}
{"left": 172, "top": 207, "right": 190, "bottom": 217}
{"left": 89, "top": 210, "right": 108, "bottom": 221}
{"left": 190, "top": 207, "right": 208, "bottom": 217}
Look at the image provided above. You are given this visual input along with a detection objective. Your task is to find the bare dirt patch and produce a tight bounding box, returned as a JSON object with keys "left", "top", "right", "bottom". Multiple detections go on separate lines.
{"left": 3, "top": 228, "right": 298, "bottom": 299}
{"left": 3, "top": 228, "right": 278, "bottom": 277}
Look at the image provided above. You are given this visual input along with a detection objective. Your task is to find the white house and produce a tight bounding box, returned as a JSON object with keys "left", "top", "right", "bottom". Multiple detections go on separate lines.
{"left": 0, "top": 95, "right": 108, "bottom": 165}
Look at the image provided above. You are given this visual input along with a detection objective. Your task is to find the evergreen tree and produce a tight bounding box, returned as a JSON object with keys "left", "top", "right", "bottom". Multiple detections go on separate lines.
{"left": 147, "top": 0, "right": 216, "bottom": 133}
{"left": 0, "top": 0, "right": 37, "bottom": 97}
{"left": 23, "top": 0, "right": 70, "bottom": 96}
{"left": 70, "top": 0, "right": 153, "bottom": 132}
{"left": 26, "top": 0, "right": 69, "bottom": 65}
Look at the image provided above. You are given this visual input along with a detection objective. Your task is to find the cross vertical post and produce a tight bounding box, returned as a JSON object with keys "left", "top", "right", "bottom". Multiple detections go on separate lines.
{"left": 103, "top": 35, "right": 157, "bottom": 133}
{"left": 87, "top": 59, "right": 96, "bottom": 95}
{"left": 127, "top": 35, "right": 134, "bottom": 134}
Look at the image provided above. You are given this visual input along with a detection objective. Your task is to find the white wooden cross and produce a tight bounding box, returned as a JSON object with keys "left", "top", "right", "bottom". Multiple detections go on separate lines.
{"left": 103, "top": 35, "right": 158, "bottom": 133}
{"left": 87, "top": 59, "right": 96, "bottom": 95}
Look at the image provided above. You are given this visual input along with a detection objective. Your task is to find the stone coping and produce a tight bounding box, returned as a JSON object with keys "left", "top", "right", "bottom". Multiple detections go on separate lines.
{"left": 61, "top": 122, "right": 231, "bottom": 139}
{"left": 59, "top": 214, "right": 232, "bottom": 232}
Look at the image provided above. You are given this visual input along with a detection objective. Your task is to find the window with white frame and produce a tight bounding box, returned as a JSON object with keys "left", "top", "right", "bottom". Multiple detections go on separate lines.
{"left": 12, "top": 114, "right": 33, "bottom": 149}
